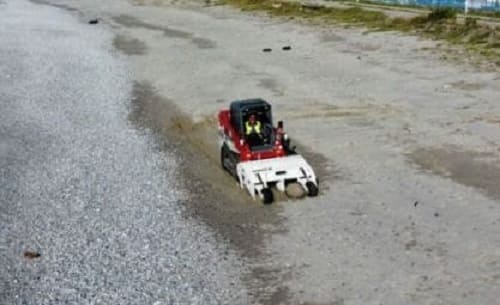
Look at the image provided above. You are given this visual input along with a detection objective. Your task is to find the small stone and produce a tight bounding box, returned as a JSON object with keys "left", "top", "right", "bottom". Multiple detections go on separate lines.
{"left": 24, "top": 251, "right": 41, "bottom": 259}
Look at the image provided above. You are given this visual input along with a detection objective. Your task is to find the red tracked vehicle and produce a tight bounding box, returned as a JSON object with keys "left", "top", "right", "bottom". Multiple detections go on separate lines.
{"left": 218, "top": 99, "right": 318, "bottom": 204}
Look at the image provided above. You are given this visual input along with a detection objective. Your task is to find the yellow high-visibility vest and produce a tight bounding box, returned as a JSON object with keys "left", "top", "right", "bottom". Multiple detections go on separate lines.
{"left": 245, "top": 121, "right": 261, "bottom": 135}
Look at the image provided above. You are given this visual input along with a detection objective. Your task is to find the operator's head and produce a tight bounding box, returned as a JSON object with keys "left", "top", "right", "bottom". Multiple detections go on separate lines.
{"left": 249, "top": 114, "right": 257, "bottom": 123}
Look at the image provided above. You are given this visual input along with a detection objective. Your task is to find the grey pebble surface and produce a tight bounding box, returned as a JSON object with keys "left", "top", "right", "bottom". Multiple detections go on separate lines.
{"left": 0, "top": 1, "right": 248, "bottom": 304}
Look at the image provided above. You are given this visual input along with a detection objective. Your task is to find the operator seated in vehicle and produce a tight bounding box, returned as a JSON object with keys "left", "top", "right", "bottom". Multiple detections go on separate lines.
{"left": 245, "top": 114, "right": 264, "bottom": 147}
{"left": 245, "top": 114, "right": 262, "bottom": 136}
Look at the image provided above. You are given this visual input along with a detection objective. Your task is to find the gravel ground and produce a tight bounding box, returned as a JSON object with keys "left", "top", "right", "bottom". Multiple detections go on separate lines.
{"left": 0, "top": 1, "right": 248, "bottom": 304}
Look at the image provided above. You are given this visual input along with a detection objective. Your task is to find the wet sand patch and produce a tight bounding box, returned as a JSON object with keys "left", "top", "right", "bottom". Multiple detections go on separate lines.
{"left": 408, "top": 147, "right": 500, "bottom": 201}
{"left": 113, "top": 14, "right": 217, "bottom": 49}
{"left": 30, "top": 0, "right": 77, "bottom": 11}
{"left": 258, "top": 78, "right": 283, "bottom": 96}
{"left": 113, "top": 14, "right": 190, "bottom": 38}
{"left": 448, "top": 80, "right": 486, "bottom": 91}
{"left": 191, "top": 36, "right": 217, "bottom": 49}
{"left": 113, "top": 34, "right": 147, "bottom": 55}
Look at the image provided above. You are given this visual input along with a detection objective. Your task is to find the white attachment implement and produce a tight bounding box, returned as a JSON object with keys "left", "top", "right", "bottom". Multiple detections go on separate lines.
{"left": 236, "top": 154, "right": 317, "bottom": 200}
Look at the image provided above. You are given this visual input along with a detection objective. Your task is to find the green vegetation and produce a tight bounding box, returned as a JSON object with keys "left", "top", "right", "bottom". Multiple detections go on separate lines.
{"left": 426, "top": 7, "right": 457, "bottom": 21}
{"left": 222, "top": 0, "right": 500, "bottom": 65}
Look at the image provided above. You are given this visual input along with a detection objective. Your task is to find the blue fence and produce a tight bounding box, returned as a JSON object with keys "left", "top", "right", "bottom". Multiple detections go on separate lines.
{"left": 369, "top": 0, "right": 500, "bottom": 11}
